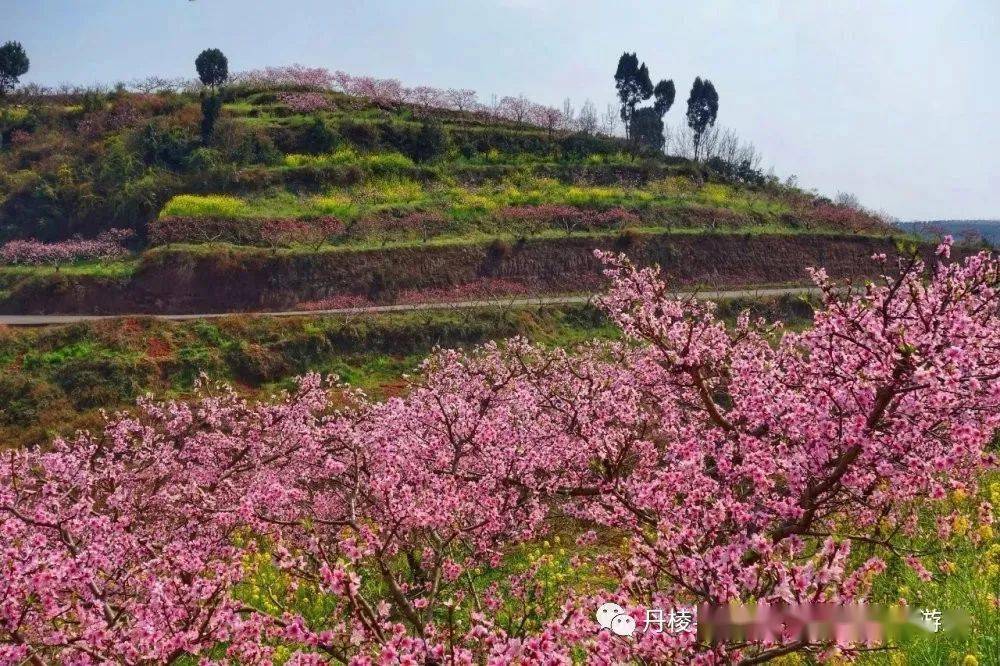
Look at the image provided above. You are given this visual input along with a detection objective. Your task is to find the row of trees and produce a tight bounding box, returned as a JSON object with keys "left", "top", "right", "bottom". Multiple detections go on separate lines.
{"left": 615, "top": 51, "right": 719, "bottom": 158}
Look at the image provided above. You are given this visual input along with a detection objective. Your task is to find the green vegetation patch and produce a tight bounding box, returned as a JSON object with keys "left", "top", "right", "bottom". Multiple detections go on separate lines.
{"left": 0, "top": 296, "right": 811, "bottom": 447}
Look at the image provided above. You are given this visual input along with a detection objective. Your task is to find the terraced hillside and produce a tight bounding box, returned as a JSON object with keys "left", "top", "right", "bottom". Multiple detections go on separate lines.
{"left": 1, "top": 81, "right": 896, "bottom": 313}
{"left": 2, "top": 71, "right": 998, "bottom": 666}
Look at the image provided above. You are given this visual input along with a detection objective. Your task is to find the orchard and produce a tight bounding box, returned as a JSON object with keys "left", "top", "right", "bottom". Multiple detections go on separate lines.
{"left": 2, "top": 239, "right": 998, "bottom": 664}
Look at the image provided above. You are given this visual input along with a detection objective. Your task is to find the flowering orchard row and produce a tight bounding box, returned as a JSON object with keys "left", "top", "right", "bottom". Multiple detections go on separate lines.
{"left": 2, "top": 239, "right": 998, "bottom": 663}
{"left": 114, "top": 64, "right": 580, "bottom": 133}
{"left": 0, "top": 229, "right": 133, "bottom": 265}
{"left": 147, "top": 205, "right": 643, "bottom": 247}
{"left": 232, "top": 66, "right": 569, "bottom": 130}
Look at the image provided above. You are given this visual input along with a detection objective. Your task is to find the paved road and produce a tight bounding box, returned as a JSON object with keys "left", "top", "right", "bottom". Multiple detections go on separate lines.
{"left": 0, "top": 286, "right": 824, "bottom": 327}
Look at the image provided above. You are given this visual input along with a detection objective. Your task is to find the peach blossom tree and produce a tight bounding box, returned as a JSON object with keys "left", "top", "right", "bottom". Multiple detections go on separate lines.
{"left": 2, "top": 239, "right": 998, "bottom": 663}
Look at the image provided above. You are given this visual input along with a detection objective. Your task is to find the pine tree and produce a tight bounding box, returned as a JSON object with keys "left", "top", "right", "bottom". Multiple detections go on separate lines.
{"left": 0, "top": 41, "right": 30, "bottom": 96}
{"left": 195, "top": 48, "right": 229, "bottom": 89}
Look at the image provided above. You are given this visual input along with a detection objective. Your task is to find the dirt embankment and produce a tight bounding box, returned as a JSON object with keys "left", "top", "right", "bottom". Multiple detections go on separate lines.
{"left": 0, "top": 232, "right": 928, "bottom": 315}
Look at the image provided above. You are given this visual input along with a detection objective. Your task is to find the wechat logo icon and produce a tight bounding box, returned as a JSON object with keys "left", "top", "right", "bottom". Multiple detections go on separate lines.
{"left": 596, "top": 602, "right": 636, "bottom": 637}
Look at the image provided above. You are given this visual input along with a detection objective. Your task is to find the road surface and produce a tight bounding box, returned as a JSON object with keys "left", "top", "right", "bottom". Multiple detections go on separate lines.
{"left": 0, "top": 286, "right": 824, "bottom": 327}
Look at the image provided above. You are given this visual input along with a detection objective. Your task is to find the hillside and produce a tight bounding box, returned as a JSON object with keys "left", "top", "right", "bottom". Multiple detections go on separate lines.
{"left": 898, "top": 219, "right": 1000, "bottom": 245}
{"left": 0, "top": 78, "right": 896, "bottom": 313}
{"left": 1, "top": 60, "right": 998, "bottom": 665}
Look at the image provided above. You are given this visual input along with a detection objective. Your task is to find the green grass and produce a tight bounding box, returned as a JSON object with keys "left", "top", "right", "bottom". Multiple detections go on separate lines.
{"left": 0, "top": 297, "right": 812, "bottom": 447}
{"left": 0, "top": 259, "right": 139, "bottom": 282}
{"left": 854, "top": 476, "right": 1000, "bottom": 666}
{"left": 0, "top": 305, "right": 615, "bottom": 446}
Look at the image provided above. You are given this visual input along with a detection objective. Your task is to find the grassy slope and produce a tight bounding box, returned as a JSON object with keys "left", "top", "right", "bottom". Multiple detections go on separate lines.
{"left": 0, "top": 297, "right": 812, "bottom": 446}
{"left": 2, "top": 84, "right": 889, "bottom": 253}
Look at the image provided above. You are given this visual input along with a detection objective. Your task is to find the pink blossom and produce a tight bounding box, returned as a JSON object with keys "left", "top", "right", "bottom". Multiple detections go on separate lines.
{"left": 2, "top": 247, "right": 999, "bottom": 662}
{"left": 0, "top": 229, "right": 133, "bottom": 265}
{"left": 276, "top": 92, "right": 332, "bottom": 113}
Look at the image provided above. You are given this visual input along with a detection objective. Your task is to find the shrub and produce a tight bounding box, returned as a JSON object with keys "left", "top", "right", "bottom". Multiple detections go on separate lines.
{"left": 110, "top": 172, "right": 178, "bottom": 231}
{"left": 0, "top": 175, "right": 68, "bottom": 241}
{"left": 615, "top": 228, "right": 641, "bottom": 249}
{"left": 199, "top": 93, "right": 223, "bottom": 143}
{"left": 375, "top": 120, "right": 448, "bottom": 162}
{"left": 149, "top": 215, "right": 346, "bottom": 248}
{"left": 488, "top": 237, "right": 512, "bottom": 259}
{"left": 408, "top": 120, "right": 448, "bottom": 163}
{"left": 449, "top": 125, "right": 550, "bottom": 156}
{"left": 166, "top": 345, "right": 225, "bottom": 389}
{"left": 339, "top": 119, "right": 379, "bottom": 151}
{"left": 360, "top": 151, "right": 415, "bottom": 177}
{"left": 559, "top": 131, "right": 620, "bottom": 159}
{"left": 76, "top": 98, "right": 146, "bottom": 138}
{"left": 355, "top": 210, "right": 449, "bottom": 243}
{"left": 149, "top": 216, "right": 258, "bottom": 245}
{"left": 49, "top": 354, "right": 155, "bottom": 409}
{"left": 368, "top": 270, "right": 399, "bottom": 301}
{"left": 7, "top": 128, "right": 31, "bottom": 146}
{"left": 0, "top": 371, "right": 59, "bottom": 427}
{"left": 583, "top": 206, "right": 641, "bottom": 231}
{"left": 798, "top": 202, "right": 888, "bottom": 233}
{"left": 300, "top": 116, "right": 338, "bottom": 153}
{"left": 133, "top": 119, "right": 197, "bottom": 170}
{"left": 96, "top": 135, "right": 143, "bottom": 188}
{"left": 186, "top": 146, "right": 222, "bottom": 171}
{"left": 225, "top": 341, "right": 290, "bottom": 383}
{"left": 210, "top": 118, "right": 280, "bottom": 165}
{"left": 673, "top": 204, "right": 747, "bottom": 229}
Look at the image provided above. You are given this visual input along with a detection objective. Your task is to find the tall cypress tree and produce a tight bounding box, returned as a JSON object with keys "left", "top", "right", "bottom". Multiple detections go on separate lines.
{"left": 652, "top": 79, "right": 676, "bottom": 117}
{"left": 686, "top": 77, "right": 719, "bottom": 161}
{"left": 630, "top": 107, "right": 665, "bottom": 152}
{"left": 614, "top": 52, "right": 653, "bottom": 140}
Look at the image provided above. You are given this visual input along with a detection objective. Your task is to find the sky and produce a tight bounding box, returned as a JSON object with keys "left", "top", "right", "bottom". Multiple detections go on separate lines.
{"left": 6, "top": 0, "right": 999, "bottom": 220}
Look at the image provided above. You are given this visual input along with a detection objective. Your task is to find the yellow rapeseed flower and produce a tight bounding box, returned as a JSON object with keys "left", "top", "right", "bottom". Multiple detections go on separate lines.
{"left": 962, "top": 655, "right": 978, "bottom": 666}
{"left": 953, "top": 514, "right": 971, "bottom": 536}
